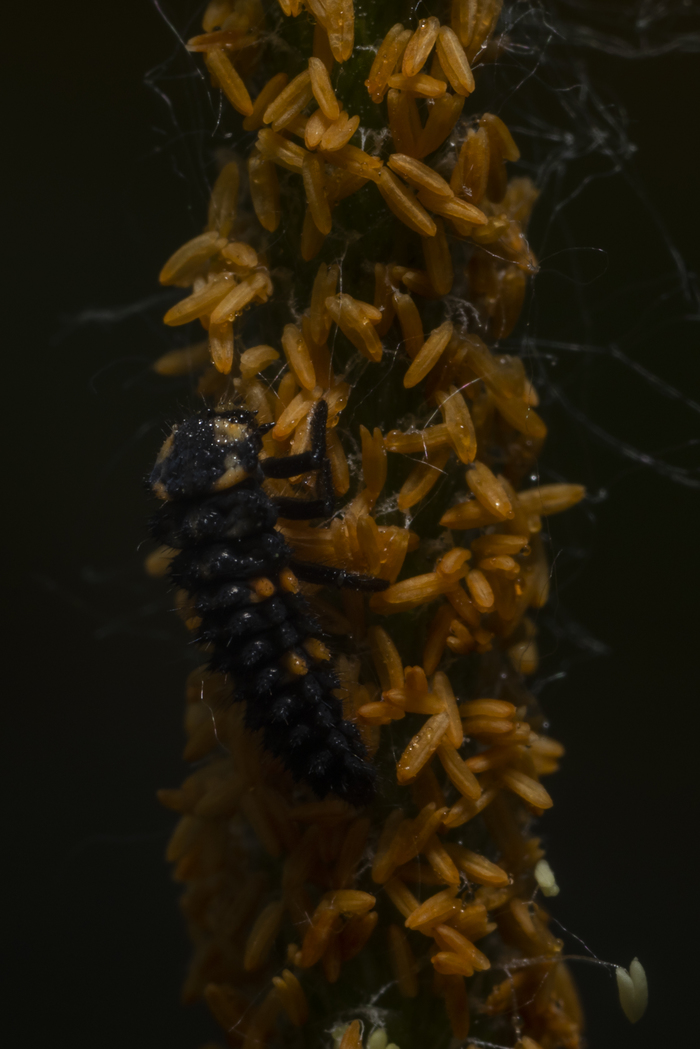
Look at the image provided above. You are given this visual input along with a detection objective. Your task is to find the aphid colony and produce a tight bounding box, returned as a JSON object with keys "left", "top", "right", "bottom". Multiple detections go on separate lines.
{"left": 146, "top": 2, "right": 594, "bottom": 1047}
{"left": 150, "top": 400, "right": 387, "bottom": 806}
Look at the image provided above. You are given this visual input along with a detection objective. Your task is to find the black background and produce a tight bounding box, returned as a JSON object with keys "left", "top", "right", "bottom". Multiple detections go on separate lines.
{"left": 4, "top": 2, "right": 699, "bottom": 1047}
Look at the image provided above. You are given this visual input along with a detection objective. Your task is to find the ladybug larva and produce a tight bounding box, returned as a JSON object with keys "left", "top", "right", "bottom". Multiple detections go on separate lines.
{"left": 150, "top": 400, "right": 387, "bottom": 807}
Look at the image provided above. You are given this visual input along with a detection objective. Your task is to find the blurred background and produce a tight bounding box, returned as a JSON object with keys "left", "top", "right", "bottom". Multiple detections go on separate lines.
{"left": 4, "top": 1, "right": 698, "bottom": 1045}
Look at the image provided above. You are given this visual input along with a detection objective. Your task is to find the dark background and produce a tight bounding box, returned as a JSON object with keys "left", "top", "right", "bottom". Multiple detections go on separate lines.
{"left": 3, "top": 1, "right": 698, "bottom": 1047}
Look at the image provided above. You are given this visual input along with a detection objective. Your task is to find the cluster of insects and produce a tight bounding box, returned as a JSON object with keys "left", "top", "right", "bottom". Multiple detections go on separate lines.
{"left": 150, "top": 400, "right": 387, "bottom": 806}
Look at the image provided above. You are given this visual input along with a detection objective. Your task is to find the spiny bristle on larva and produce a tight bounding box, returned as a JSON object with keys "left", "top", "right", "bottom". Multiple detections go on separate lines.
{"left": 148, "top": 1, "right": 589, "bottom": 1047}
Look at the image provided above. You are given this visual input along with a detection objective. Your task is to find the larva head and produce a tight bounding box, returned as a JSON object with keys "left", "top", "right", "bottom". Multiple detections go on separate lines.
{"left": 151, "top": 409, "right": 263, "bottom": 501}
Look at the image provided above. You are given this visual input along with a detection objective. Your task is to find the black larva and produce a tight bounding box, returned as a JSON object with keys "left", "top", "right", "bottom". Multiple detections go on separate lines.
{"left": 150, "top": 401, "right": 387, "bottom": 807}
